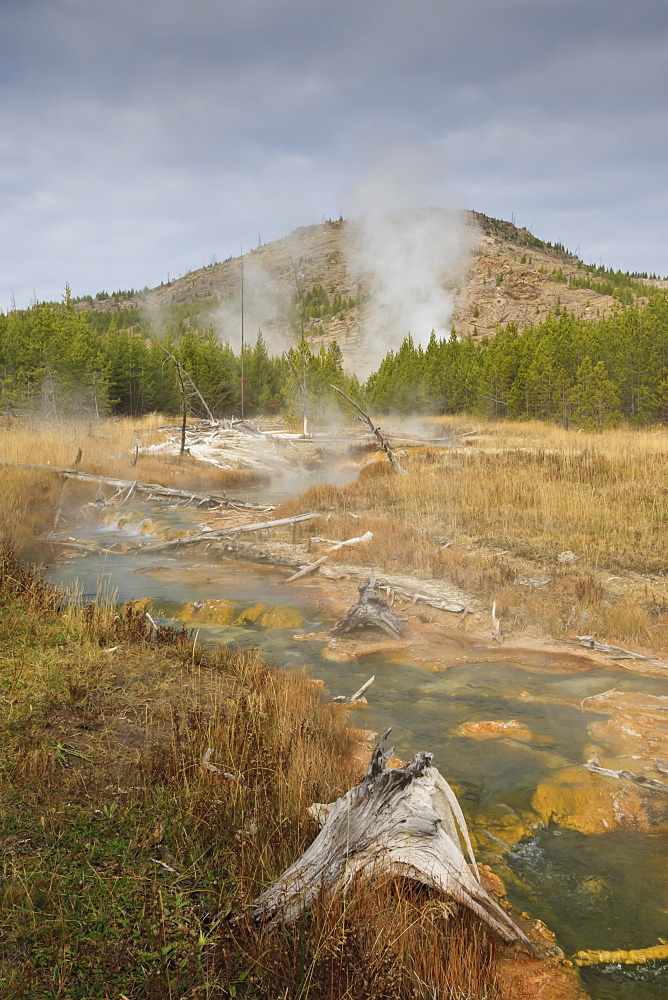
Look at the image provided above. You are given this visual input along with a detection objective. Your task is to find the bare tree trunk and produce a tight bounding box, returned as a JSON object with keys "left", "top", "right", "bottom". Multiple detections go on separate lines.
{"left": 332, "top": 573, "right": 406, "bottom": 637}
{"left": 147, "top": 335, "right": 215, "bottom": 423}
{"left": 330, "top": 385, "right": 406, "bottom": 473}
{"left": 177, "top": 368, "right": 187, "bottom": 455}
{"left": 246, "top": 729, "right": 529, "bottom": 946}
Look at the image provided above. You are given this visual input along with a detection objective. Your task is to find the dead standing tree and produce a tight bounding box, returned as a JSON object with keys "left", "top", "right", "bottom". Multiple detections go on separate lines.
{"left": 286, "top": 252, "right": 310, "bottom": 437}
{"left": 246, "top": 729, "right": 529, "bottom": 946}
{"left": 330, "top": 385, "right": 406, "bottom": 474}
{"left": 146, "top": 336, "right": 215, "bottom": 454}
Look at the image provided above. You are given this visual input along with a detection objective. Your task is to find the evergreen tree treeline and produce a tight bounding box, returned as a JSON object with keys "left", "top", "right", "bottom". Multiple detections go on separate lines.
{"left": 2, "top": 291, "right": 668, "bottom": 427}
{"left": 366, "top": 293, "right": 668, "bottom": 427}
{"left": 0, "top": 293, "right": 353, "bottom": 422}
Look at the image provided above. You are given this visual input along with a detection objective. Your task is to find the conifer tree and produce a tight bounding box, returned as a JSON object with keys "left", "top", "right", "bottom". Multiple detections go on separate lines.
{"left": 570, "top": 357, "right": 620, "bottom": 427}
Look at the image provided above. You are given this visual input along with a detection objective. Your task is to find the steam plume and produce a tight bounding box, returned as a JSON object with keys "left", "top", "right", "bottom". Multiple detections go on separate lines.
{"left": 344, "top": 145, "right": 474, "bottom": 374}
{"left": 210, "top": 257, "right": 291, "bottom": 355}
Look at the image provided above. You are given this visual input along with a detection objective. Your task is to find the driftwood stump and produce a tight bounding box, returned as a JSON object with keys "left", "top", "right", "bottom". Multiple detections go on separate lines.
{"left": 332, "top": 574, "right": 406, "bottom": 638}
{"left": 247, "top": 730, "right": 528, "bottom": 945}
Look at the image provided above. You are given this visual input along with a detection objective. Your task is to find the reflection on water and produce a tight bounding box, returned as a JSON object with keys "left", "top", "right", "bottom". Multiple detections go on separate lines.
{"left": 45, "top": 500, "right": 668, "bottom": 1000}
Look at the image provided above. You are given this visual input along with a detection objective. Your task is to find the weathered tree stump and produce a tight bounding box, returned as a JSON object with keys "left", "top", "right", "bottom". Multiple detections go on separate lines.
{"left": 331, "top": 574, "right": 406, "bottom": 638}
{"left": 247, "top": 729, "right": 529, "bottom": 945}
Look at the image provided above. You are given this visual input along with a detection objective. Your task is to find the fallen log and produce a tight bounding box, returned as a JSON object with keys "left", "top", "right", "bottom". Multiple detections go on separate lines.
{"left": 370, "top": 576, "right": 468, "bottom": 614}
{"left": 282, "top": 555, "right": 329, "bottom": 584}
{"left": 332, "top": 574, "right": 407, "bottom": 638}
{"left": 246, "top": 729, "right": 529, "bottom": 945}
{"left": 41, "top": 538, "right": 105, "bottom": 554}
{"left": 136, "top": 512, "right": 321, "bottom": 553}
{"left": 281, "top": 530, "right": 373, "bottom": 585}
{"left": 407, "top": 591, "right": 466, "bottom": 613}
{"left": 2, "top": 463, "right": 271, "bottom": 511}
{"left": 570, "top": 635, "right": 668, "bottom": 670}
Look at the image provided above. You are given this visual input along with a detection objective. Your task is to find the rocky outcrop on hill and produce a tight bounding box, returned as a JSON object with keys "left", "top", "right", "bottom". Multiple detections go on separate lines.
{"left": 81, "top": 212, "right": 661, "bottom": 368}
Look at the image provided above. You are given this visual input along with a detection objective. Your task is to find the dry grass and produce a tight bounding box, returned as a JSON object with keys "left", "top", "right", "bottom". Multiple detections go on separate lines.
{"left": 277, "top": 418, "right": 668, "bottom": 651}
{"left": 0, "top": 415, "right": 266, "bottom": 555}
{"left": 224, "top": 875, "right": 498, "bottom": 1000}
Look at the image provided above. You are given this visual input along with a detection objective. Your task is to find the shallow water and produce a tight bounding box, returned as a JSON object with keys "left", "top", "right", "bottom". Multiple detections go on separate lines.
{"left": 46, "top": 498, "right": 668, "bottom": 1000}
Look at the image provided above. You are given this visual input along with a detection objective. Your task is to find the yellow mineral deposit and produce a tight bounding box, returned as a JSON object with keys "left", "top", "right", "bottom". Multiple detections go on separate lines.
{"left": 121, "top": 597, "right": 153, "bottom": 615}
{"left": 177, "top": 600, "right": 304, "bottom": 628}
{"left": 459, "top": 719, "right": 535, "bottom": 741}
{"left": 232, "top": 603, "right": 269, "bottom": 625}
{"left": 178, "top": 599, "right": 237, "bottom": 624}
{"left": 320, "top": 647, "right": 357, "bottom": 662}
{"left": 531, "top": 766, "right": 668, "bottom": 835}
{"left": 471, "top": 802, "right": 536, "bottom": 850}
{"left": 257, "top": 606, "right": 305, "bottom": 628}
{"left": 573, "top": 942, "right": 668, "bottom": 966}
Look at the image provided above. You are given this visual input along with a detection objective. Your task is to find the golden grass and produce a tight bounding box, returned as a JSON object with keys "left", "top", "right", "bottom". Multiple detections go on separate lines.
{"left": 0, "top": 415, "right": 266, "bottom": 554}
{"left": 277, "top": 418, "right": 668, "bottom": 651}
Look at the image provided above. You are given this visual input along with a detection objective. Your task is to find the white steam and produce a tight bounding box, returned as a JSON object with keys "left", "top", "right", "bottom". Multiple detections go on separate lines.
{"left": 344, "top": 146, "right": 474, "bottom": 374}
{"left": 209, "top": 257, "right": 291, "bottom": 356}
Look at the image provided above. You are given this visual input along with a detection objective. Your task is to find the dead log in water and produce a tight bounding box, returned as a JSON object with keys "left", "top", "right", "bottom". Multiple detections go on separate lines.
{"left": 136, "top": 512, "right": 321, "bottom": 553}
{"left": 332, "top": 574, "right": 407, "bottom": 638}
{"left": 246, "top": 729, "right": 529, "bottom": 945}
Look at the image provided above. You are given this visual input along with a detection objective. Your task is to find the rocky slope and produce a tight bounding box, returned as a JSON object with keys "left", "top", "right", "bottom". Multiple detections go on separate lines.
{"left": 81, "top": 212, "right": 663, "bottom": 367}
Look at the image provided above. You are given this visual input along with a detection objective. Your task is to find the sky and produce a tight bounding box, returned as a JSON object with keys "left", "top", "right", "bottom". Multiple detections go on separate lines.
{"left": 1, "top": 0, "right": 667, "bottom": 308}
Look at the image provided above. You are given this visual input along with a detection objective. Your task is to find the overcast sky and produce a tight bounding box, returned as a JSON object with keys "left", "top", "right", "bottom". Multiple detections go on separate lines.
{"left": 1, "top": 0, "right": 666, "bottom": 307}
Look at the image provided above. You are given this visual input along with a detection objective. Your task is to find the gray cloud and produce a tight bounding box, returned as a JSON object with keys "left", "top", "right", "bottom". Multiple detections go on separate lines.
{"left": 1, "top": 0, "right": 667, "bottom": 307}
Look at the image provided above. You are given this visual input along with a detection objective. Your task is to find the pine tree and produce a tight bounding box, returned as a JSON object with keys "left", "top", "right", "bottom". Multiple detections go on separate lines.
{"left": 570, "top": 357, "right": 620, "bottom": 428}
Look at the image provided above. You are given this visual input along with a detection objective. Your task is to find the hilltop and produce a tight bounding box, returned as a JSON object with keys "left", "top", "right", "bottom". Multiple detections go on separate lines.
{"left": 76, "top": 212, "right": 666, "bottom": 367}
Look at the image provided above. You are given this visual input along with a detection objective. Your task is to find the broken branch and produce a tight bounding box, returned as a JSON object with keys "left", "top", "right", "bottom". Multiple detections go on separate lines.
{"left": 330, "top": 385, "right": 406, "bottom": 474}
{"left": 331, "top": 675, "right": 375, "bottom": 704}
{"left": 281, "top": 531, "right": 374, "bottom": 585}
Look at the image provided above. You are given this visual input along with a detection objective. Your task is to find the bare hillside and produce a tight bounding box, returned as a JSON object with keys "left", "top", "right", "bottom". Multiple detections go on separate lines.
{"left": 82, "top": 213, "right": 661, "bottom": 366}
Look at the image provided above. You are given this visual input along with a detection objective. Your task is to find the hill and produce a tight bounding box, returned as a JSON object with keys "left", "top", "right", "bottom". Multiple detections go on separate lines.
{"left": 76, "top": 212, "right": 666, "bottom": 369}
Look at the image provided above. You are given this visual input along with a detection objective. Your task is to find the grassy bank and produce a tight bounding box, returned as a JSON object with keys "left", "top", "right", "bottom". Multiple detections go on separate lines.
{"left": 278, "top": 418, "right": 668, "bottom": 651}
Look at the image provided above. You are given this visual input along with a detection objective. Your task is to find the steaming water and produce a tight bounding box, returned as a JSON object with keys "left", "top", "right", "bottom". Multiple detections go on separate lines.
{"left": 46, "top": 495, "right": 668, "bottom": 1000}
